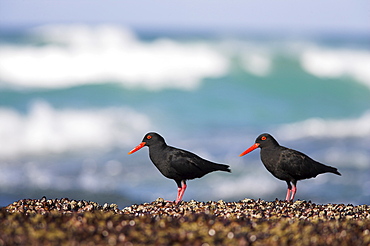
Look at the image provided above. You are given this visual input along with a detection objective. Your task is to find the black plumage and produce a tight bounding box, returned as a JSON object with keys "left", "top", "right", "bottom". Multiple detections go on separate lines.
{"left": 128, "top": 132, "right": 231, "bottom": 203}
{"left": 240, "top": 133, "right": 341, "bottom": 201}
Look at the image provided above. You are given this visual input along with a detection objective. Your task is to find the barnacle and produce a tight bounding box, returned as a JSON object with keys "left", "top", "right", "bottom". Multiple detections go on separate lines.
{"left": 1, "top": 197, "right": 369, "bottom": 245}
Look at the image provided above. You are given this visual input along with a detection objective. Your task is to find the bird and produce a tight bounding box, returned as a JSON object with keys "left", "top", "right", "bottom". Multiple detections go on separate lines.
{"left": 128, "top": 132, "right": 231, "bottom": 204}
{"left": 239, "top": 133, "right": 341, "bottom": 201}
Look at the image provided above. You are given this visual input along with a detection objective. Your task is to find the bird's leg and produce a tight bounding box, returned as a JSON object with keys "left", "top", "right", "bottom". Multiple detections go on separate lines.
{"left": 176, "top": 181, "right": 187, "bottom": 204}
{"left": 174, "top": 180, "right": 183, "bottom": 204}
{"left": 285, "top": 181, "right": 292, "bottom": 201}
{"left": 176, "top": 187, "right": 182, "bottom": 202}
{"left": 174, "top": 180, "right": 187, "bottom": 204}
{"left": 285, "top": 189, "right": 291, "bottom": 201}
{"left": 290, "top": 181, "right": 297, "bottom": 201}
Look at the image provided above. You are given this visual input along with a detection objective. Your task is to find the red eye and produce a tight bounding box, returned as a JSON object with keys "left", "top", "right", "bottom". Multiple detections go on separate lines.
{"left": 261, "top": 136, "right": 267, "bottom": 141}
{"left": 147, "top": 135, "right": 152, "bottom": 139}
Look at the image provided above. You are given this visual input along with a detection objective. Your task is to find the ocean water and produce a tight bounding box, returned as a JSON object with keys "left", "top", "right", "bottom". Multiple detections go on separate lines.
{"left": 0, "top": 25, "right": 369, "bottom": 208}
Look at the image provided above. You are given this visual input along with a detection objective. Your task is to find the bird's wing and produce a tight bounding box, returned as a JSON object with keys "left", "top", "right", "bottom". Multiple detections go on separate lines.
{"left": 170, "top": 148, "right": 205, "bottom": 170}
{"left": 167, "top": 147, "right": 218, "bottom": 179}
{"left": 279, "top": 148, "right": 320, "bottom": 179}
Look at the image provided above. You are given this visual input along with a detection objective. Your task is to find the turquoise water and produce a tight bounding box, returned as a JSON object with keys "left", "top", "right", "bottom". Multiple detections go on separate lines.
{"left": 0, "top": 25, "right": 369, "bottom": 207}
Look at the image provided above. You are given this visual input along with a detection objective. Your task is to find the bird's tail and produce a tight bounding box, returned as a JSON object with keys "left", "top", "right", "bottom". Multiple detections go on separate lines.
{"left": 332, "top": 169, "right": 341, "bottom": 176}
{"left": 327, "top": 166, "right": 341, "bottom": 176}
{"left": 215, "top": 163, "right": 231, "bottom": 173}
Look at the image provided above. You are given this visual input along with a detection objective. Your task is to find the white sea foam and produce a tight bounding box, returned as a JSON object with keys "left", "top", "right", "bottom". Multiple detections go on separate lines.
{"left": 277, "top": 111, "right": 370, "bottom": 140}
{"left": 0, "top": 101, "right": 152, "bottom": 158}
{"left": 217, "top": 40, "right": 273, "bottom": 77}
{"left": 300, "top": 47, "right": 370, "bottom": 89}
{"left": 241, "top": 52, "right": 272, "bottom": 77}
{"left": 0, "top": 25, "right": 229, "bottom": 90}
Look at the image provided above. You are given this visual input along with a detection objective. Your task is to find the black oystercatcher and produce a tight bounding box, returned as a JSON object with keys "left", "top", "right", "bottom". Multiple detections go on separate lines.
{"left": 128, "top": 132, "right": 231, "bottom": 204}
{"left": 239, "top": 133, "right": 341, "bottom": 201}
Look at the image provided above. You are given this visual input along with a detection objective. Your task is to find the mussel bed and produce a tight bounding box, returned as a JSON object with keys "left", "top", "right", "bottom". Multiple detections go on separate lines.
{"left": 1, "top": 197, "right": 370, "bottom": 245}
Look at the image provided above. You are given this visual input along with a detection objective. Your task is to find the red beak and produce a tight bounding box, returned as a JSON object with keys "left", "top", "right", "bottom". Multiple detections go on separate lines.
{"left": 128, "top": 142, "right": 146, "bottom": 154}
{"left": 239, "top": 143, "right": 260, "bottom": 157}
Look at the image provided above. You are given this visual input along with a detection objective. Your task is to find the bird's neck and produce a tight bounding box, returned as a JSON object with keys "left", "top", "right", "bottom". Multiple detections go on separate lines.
{"left": 260, "top": 145, "right": 281, "bottom": 155}
{"left": 148, "top": 143, "right": 167, "bottom": 156}
{"left": 148, "top": 143, "right": 169, "bottom": 169}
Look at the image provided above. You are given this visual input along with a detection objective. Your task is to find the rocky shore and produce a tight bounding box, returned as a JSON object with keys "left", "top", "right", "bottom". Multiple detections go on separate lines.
{"left": 1, "top": 197, "right": 370, "bottom": 245}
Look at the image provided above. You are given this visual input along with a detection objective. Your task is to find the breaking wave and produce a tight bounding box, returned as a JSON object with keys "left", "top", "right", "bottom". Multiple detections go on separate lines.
{"left": 300, "top": 46, "right": 370, "bottom": 89}
{"left": 1, "top": 25, "right": 369, "bottom": 92}
{"left": 277, "top": 111, "right": 370, "bottom": 140}
{"left": 0, "top": 25, "right": 228, "bottom": 90}
{"left": 0, "top": 101, "right": 152, "bottom": 158}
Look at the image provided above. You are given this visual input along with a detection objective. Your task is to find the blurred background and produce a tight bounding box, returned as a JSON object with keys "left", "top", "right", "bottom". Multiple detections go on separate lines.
{"left": 0, "top": 0, "right": 369, "bottom": 207}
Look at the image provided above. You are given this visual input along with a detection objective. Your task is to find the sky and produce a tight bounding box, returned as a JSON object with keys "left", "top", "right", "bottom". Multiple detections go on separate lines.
{"left": 0, "top": 0, "right": 369, "bottom": 35}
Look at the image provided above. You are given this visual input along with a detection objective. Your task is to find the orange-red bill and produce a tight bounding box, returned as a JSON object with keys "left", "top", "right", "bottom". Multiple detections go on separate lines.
{"left": 239, "top": 143, "right": 260, "bottom": 157}
{"left": 128, "top": 142, "right": 146, "bottom": 155}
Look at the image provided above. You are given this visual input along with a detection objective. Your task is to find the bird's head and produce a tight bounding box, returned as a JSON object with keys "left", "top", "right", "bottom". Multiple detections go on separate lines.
{"left": 128, "top": 132, "right": 165, "bottom": 154}
{"left": 239, "top": 133, "right": 279, "bottom": 156}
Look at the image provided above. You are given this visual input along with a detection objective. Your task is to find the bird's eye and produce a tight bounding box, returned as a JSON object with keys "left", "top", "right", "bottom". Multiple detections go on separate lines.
{"left": 261, "top": 136, "right": 267, "bottom": 141}
{"left": 147, "top": 135, "right": 152, "bottom": 139}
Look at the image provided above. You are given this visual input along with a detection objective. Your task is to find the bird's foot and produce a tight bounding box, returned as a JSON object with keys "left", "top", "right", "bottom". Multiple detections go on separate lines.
{"left": 174, "top": 200, "right": 184, "bottom": 205}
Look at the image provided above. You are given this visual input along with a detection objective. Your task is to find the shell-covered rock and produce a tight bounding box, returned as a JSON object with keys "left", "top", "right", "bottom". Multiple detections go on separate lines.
{"left": 1, "top": 197, "right": 370, "bottom": 245}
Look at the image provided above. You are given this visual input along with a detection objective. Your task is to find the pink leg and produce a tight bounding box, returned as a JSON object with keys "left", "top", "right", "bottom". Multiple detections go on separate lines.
{"left": 175, "top": 187, "right": 182, "bottom": 203}
{"left": 175, "top": 181, "right": 187, "bottom": 204}
{"left": 285, "top": 181, "right": 293, "bottom": 201}
{"left": 285, "top": 187, "right": 291, "bottom": 201}
{"left": 290, "top": 184, "right": 297, "bottom": 201}
{"left": 179, "top": 182, "right": 187, "bottom": 200}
